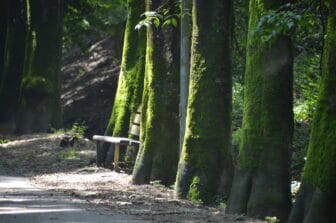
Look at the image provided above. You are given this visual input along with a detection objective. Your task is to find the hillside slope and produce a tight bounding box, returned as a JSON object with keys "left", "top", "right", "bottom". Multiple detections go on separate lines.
{"left": 60, "top": 38, "right": 120, "bottom": 136}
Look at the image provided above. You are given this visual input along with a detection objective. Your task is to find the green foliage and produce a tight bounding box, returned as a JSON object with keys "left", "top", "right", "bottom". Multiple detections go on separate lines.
{"left": 294, "top": 54, "right": 321, "bottom": 123}
{"left": 51, "top": 122, "right": 87, "bottom": 138}
{"left": 135, "top": 1, "right": 181, "bottom": 29}
{"left": 253, "top": 4, "right": 301, "bottom": 42}
{"left": 232, "top": 83, "right": 244, "bottom": 130}
{"left": 63, "top": 0, "right": 127, "bottom": 48}
{"left": 0, "top": 139, "right": 9, "bottom": 144}
{"left": 232, "top": 0, "right": 249, "bottom": 84}
{"left": 302, "top": 7, "right": 336, "bottom": 193}
{"left": 265, "top": 216, "right": 280, "bottom": 223}
{"left": 253, "top": 3, "right": 318, "bottom": 43}
{"left": 58, "top": 148, "right": 79, "bottom": 160}
{"left": 291, "top": 2, "right": 322, "bottom": 123}
{"left": 232, "top": 128, "right": 243, "bottom": 165}
{"left": 69, "top": 122, "right": 87, "bottom": 138}
{"left": 218, "top": 202, "right": 227, "bottom": 210}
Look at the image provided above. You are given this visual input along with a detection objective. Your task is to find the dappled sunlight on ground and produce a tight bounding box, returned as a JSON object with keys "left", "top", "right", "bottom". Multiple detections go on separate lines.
{"left": 0, "top": 173, "right": 141, "bottom": 222}
{"left": 0, "top": 134, "right": 266, "bottom": 222}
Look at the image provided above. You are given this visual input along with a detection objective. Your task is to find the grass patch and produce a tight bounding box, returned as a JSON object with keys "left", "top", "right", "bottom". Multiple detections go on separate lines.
{"left": 58, "top": 148, "right": 79, "bottom": 160}
{"left": 51, "top": 122, "right": 88, "bottom": 138}
{"left": 0, "top": 139, "right": 10, "bottom": 144}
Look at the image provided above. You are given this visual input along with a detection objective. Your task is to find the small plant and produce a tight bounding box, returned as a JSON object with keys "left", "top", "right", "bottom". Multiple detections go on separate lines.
{"left": 265, "top": 216, "right": 280, "bottom": 223}
{"left": 51, "top": 127, "right": 65, "bottom": 135}
{"left": 69, "top": 122, "right": 87, "bottom": 138}
{"left": 135, "top": 1, "right": 183, "bottom": 30}
{"left": 79, "top": 68, "right": 86, "bottom": 76}
{"left": 0, "top": 139, "right": 9, "bottom": 144}
{"left": 50, "top": 122, "right": 87, "bottom": 140}
{"left": 59, "top": 148, "right": 78, "bottom": 160}
{"left": 218, "top": 202, "right": 227, "bottom": 210}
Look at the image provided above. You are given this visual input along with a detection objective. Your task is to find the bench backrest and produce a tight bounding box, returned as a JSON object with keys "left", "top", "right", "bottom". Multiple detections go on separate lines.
{"left": 128, "top": 106, "right": 141, "bottom": 139}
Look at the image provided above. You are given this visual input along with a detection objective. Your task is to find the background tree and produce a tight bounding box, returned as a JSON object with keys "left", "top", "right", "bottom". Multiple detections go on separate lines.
{"left": 0, "top": 0, "right": 9, "bottom": 84}
{"left": 0, "top": 0, "right": 27, "bottom": 133}
{"left": 16, "top": 0, "right": 64, "bottom": 133}
{"left": 132, "top": 0, "right": 180, "bottom": 186}
{"left": 97, "top": 0, "right": 146, "bottom": 167}
{"left": 288, "top": 1, "right": 336, "bottom": 222}
{"left": 227, "top": 0, "right": 293, "bottom": 221}
{"left": 174, "top": 0, "right": 234, "bottom": 204}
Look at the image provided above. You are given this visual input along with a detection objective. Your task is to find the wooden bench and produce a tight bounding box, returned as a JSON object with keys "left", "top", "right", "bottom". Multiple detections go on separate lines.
{"left": 93, "top": 107, "right": 141, "bottom": 171}
{"left": 92, "top": 135, "right": 140, "bottom": 172}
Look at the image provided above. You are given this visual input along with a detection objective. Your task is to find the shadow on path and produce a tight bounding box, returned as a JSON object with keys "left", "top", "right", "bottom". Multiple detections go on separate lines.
{"left": 0, "top": 174, "right": 145, "bottom": 223}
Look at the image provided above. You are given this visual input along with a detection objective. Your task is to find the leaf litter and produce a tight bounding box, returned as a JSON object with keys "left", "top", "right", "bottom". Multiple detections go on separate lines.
{"left": 0, "top": 134, "right": 266, "bottom": 223}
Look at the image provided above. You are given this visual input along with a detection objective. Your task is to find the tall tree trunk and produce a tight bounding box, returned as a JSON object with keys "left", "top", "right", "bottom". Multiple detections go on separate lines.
{"left": 227, "top": 0, "right": 293, "bottom": 221}
{"left": 97, "top": 0, "right": 146, "bottom": 168}
{"left": 16, "top": 0, "right": 63, "bottom": 133}
{"left": 174, "top": 0, "right": 233, "bottom": 204}
{"left": 179, "top": 0, "right": 192, "bottom": 154}
{"left": 0, "top": 0, "right": 9, "bottom": 84}
{"left": 132, "top": 0, "right": 180, "bottom": 186}
{"left": 288, "top": 2, "right": 336, "bottom": 223}
{"left": 0, "top": 0, "right": 27, "bottom": 133}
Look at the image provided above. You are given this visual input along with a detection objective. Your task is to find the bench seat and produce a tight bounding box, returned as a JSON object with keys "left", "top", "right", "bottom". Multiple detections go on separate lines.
{"left": 92, "top": 135, "right": 140, "bottom": 145}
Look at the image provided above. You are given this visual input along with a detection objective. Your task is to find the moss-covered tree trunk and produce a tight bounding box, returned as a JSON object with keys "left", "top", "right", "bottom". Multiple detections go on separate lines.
{"left": 0, "top": 0, "right": 27, "bottom": 133}
{"left": 288, "top": 2, "right": 336, "bottom": 223}
{"left": 16, "top": 0, "right": 63, "bottom": 133}
{"left": 97, "top": 0, "right": 146, "bottom": 167}
{"left": 227, "top": 0, "right": 293, "bottom": 221}
{"left": 131, "top": 0, "right": 179, "bottom": 186}
{"left": 174, "top": 0, "right": 233, "bottom": 204}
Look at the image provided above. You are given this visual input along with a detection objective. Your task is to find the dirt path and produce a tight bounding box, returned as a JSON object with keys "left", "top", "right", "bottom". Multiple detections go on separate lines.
{"left": 0, "top": 134, "right": 266, "bottom": 223}
{"left": 0, "top": 170, "right": 142, "bottom": 222}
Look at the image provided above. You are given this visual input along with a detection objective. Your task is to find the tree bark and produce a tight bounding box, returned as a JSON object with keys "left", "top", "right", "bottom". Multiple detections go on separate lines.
{"left": 132, "top": 0, "right": 180, "bottom": 186}
{"left": 97, "top": 0, "right": 146, "bottom": 168}
{"left": 16, "top": 0, "right": 63, "bottom": 133}
{"left": 174, "top": 0, "right": 234, "bottom": 204}
{"left": 0, "top": 0, "right": 27, "bottom": 133}
{"left": 179, "top": 0, "right": 192, "bottom": 155}
{"left": 227, "top": 0, "right": 293, "bottom": 221}
{"left": 288, "top": 2, "right": 336, "bottom": 223}
{"left": 0, "top": 0, "right": 9, "bottom": 84}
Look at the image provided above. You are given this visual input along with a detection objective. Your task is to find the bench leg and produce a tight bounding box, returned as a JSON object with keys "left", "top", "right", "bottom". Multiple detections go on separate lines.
{"left": 96, "top": 141, "right": 103, "bottom": 167}
{"left": 114, "top": 143, "right": 120, "bottom": 172}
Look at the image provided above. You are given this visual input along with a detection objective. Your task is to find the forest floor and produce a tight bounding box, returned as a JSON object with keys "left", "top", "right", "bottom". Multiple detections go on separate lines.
{"left": 0, "top": 134, "right": 266, "bottom": 223}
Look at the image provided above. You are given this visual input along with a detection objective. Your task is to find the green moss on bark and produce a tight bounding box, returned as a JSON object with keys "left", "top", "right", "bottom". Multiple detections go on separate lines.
{"left": 132, "top": 0, "right": 179, "bottom": 186}
{"left": 227, "top": 0, "right": 293, "bottom": 221}
{"left": 302, "top": 4, "right": 336, "bottom": 194}
{"left": 16, "top": 0, "right": 63, "bottom": 133}
{"left": 289, "top": 3, "right": 336, "bottom": 223}
{"left": 174, "top": 0, "right": 234, "bottom": 204}
{"left": 97, "top": 0, "right": 146, "bottom": 167}
{"left": 105, "top": 0, "right": 146, "bottom": 138}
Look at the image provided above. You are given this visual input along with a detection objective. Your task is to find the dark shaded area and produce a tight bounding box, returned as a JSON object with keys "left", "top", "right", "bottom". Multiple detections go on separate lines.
{"left": 60, "top": 38, "right": 121, "bottom": 137}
